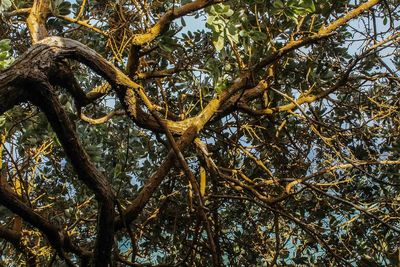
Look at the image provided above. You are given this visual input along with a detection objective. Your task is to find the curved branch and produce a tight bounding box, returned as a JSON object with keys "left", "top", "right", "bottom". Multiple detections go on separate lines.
{"left": 285, "top": 160, "right": 400, "bottom": 194}
{"left": 131, "top": 0, "right": 224, "bottom": 45}
{"left": 80, "top": 109, "right": 125, "bottom": 125}
{"left": 136, "top": 68, "right": 184, "bottom": 79}
{"left": 0, "top": 46, "right": 115, "bottom": 264}
{"left": 307, "top": 184, "right": 400, "bottom": 233}
{"left": 27, "top": 37, "right": 245, "bottom": 135}
{"left": 253, "top": 0, "right": 383, "bottom": 72}
{"left": 318, "top": 0, "right": 382, "bottom": 35}
{"left": 3, "top": 8, "right": 32, "bottom": 18}
{"left": 267, "top": 205, "right": 352, "bottom": 266}
{"left": 28, "top": 81, "right": 115, "bottom": 266}
{"left": 55, "top": 15, "right": 108, "bottom": 36}
{"left": 0, "top": 187, "right": 86, "bottom": 263}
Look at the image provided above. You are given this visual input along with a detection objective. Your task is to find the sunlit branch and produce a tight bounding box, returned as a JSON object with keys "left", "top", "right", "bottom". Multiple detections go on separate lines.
{"left": 3, "top": 8, "right": 31, "bottom": 17}
{"left": 55, "top": 15, "right": 108, "bottom": 36}
{"left": 308, "top": 184, "right": 400, "bottom": 233}
{"left": 285, "top": 160, "right": 400, "bottom": 193}
{"left": 131, "top": 0, "right": 225, "bottom": 45}
{"left": 254, "top": 0, "right": 383, "bottom": 72}
{"left": 0, "top": 226, "right": 37, "bottom": 267}
{"left": 0, "top": 187, "right": 88, "bottom": 264}
{"left": 80, "top": 109, "right": 125, "bottom": 125}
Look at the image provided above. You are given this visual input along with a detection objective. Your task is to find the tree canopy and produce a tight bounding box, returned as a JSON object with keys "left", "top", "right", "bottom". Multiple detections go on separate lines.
{"left": 0, "top": 0, "right": 399, "bottom": 266}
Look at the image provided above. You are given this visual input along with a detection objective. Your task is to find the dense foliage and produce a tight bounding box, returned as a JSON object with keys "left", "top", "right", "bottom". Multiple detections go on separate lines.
{"left": 0, "top": 0, "right": 399, "bottom": 266}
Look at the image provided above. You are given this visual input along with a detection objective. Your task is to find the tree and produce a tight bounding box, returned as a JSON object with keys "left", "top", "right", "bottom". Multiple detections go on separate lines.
{"left": 0, "top": 0, "right": 399, "bottom": 265}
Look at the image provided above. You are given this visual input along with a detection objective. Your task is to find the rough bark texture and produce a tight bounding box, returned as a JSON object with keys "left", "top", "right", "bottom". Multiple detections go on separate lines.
{"left": 0, "top": 0, "right": 385, "bottom": 265}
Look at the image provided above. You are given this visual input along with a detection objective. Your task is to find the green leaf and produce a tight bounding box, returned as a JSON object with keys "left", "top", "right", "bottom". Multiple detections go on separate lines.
{"left": 0, "top": 51, "right": 8, "bottom": 60}
{"left": 114, "top": 163, "right": 122, "bottom": 178}
{"left": 213, "top": 17, "right": 226, "bottom": 27}
{"left": 273, "top": 0, "right": 284, "bottom": 9}
{"left": 0, "top": 39, "right": 12, "bottom": 70}
{"left": 208, "top": 5, "right": 217, "bottom": 15}
{"left": 206, "top": 15, "right": 216, "bottom": 25}
{"left": 292, "top": 7, "right": 307, "bottom": 16}
{"left": 180, "top": 17, "right": 186, "bottom": 27}
{"left": 214, "top": 3, "right": 230, "bottom": 14}
{"left": 239, "top": 30, "right": 248, "bottom": 37}
{"left": 224, "top": 9, "right": 234, "bottom": 17}
{"left": 213, "top": 35, "right": 224, "bottom": 51}
{"left": 302, "top": 0, "right": 316, "bottom": 13}
{"left": 224, "top": 63, "right": 232, "bottom": 71}
{"left": 0, "top": 0, "right": 12, "bottom": 13}
{"left": 55, "top": 1, "right": 71, "bottom": 15}
{"left": 0, "top": 115, "right": 5, "bottom": 129}
{"left": 226, "top": 24, "right": 239, "bottom": 43}
{"left": 250, "top": 31, "right": 267, "bottom": 42}
{"left": 285, "top": 9, "right": 299, "bottom": 23}
{"left": 0, "top": 39, "right": 11, "bottom": 51}
{"left": 159, "top": 43, "right": 173, "bottom": 53}
{"left": 205, "top": 58, "right": 221, "bottom": 80}
{"left": 214, "top": 79, "right": 228, "bottom": 94}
